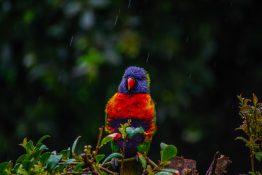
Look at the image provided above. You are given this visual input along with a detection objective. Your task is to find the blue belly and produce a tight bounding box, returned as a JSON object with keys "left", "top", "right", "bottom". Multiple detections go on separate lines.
{"left": 109, "top": 118, "right": 149, "bottom": 157}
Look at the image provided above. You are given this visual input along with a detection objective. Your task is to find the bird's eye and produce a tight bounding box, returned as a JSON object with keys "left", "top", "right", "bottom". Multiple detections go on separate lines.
{"left": 135, "top": 76, "right": 144, "bottom": 81}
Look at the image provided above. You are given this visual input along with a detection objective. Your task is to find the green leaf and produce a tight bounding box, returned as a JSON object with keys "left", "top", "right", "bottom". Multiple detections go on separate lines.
{"left": 237, "top": 95, "right": 243, "bottom": 104}
{"left": 118, "top": 120, "right": 131, "bottom": 139}
{"left": 155, "top": 172, "right": 173, "bottom": 175}
{"left": 26, "top": 140, "right": 35, "bottom": 154}
{"left": 64, "top": 158, "right": 76, "bottom": 164}
{"left": 72, "top": 136, "right": 81, "bottom": 155}
{"left": 21, "top": 159, "right": 33, "bottom": 170}
{"left": 60, "top": 148, "right": 70, "bottom": 159}
{"left": 45, "top": 153, "right": 62, "bottom": 169}
{"left": 36, "top": 135, "right": 51, "bottom": 147}
{"left": 137, "top": 152, "right": 147, "bottom": 169}
{"left": 100, "top": 133, "right": 121, "bottom": 148}
{"left": 0, "top": 162, "right": 12, "bottom": 174}
{"left": 38, "top": 144, "right": 48, "bottom": 151}
{"left": 126, "top": 127, "right": 144, "bottom": 138}
{"left": 13, "top": 163, "right": 21, "bottom": 172}
{"left": 253, "top": 93, "right": 258, "bottom": 106}
{"left": 255, "top": 151, "right": 262, "bottom": 161}
{"left": 137, "top": 143, "right": 148, "bottom": 153}
{"left": 161, "top": 168, "right": 180, "bottom": 173}
{"left": 73, "top": 163, "right": 84, "bottom": 172}
{"left": 95, "top": 154, "right": 105, "bottom": 163}
{"left": 17, "top": 164, "right": 28, "bottom": 175}
{"left": 16, "top": 154, "right": 28, "bottom": 164}
{"left": 20, "top": 137, "right": 28, "bottom": 148}
{"left": 102, "top": 152, "right": 123, "bottom": 165}
{"left": 59, "top": 158, "right": 76, "bottom": 165}
{"left": 160, "top": 142, "right": 168, "bottom": 150}
{"left": 235, "top": 136, "right": 248, "bottom": 143}
{"left": 40, "top": 152, "right": 51, "bottom": 164}
{"left": 19, "top": 138, "right": 35, "bottom": 154}
{"left": 160, "top": 144, "right": 177, "bottom": 162}
{"left": 101, "top": 136, "right": 114, "bottom": 148}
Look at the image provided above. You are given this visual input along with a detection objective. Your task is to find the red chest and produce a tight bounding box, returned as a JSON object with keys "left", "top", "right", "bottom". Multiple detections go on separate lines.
{"left": 105, "top": 93, "right": 155, "bottom": 121}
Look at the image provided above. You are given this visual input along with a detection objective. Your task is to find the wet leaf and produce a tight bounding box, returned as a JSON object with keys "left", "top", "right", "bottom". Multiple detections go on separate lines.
{"left": 95, "top": 154, "right": 105, "bottom": 163}
{"left": 73, "top": 163, "right": 84, "bottom": 172}
{"left": 235, "top": 136, "right": 248, "bottom": 143}
{"left": 72, "top": 136, "right": 81, "bottom": 155}
{"left": 253, "top": 93, "right": 258, "bottom": 106}
{"left": 237, "top": 95, "right": 243, "bottom": 104}
{"left": 60, "top": 148, "right": 70, "bottom": 159}
{"left": 19, "top": 138, "right": 32, "bottom": 154}
{"left": 161, "top": 168, "right": 180, "bottom": 173}
{"left": 102, "top": 152, "right": 123, "bottom": 165}
{"left": 19, "top": 139, "right": 35, "bottom": 155}
{"left": 137, "top": 152, "right": 147, "bottom": 169}
{"left": 101, "top": 136, "right": 114, "bottom": 147}
{"left": 36, "top": 135, "right": 50, "bottom": 147}
{"left": 126, "top": 127, "right": 144, "bottom": 138}
{"left": 40, "top": 152, "right": 51, "bottom": 164}
{"left": 100, "top": 133, "right": 121, "bottom": 148}
{"left": 255, "top": 151, "right": 262, "bottom": 161}
{"left": 160, "top": 142, "right": 168, "bottom": 150}
{"left": 160, "top": 144, "right": 177, "bottom": 162}
{"left": 63, "top": 158, "right": 75, "bottom": 164}
{"left": 0, "top": 162, "right": 12, "bottom": 174}
{"left": 45, "top": 153, "right": 62, "bottom": 169}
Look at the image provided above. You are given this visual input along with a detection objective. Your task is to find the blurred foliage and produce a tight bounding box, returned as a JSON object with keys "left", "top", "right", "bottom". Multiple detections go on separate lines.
{"left": 0, "top": 0, "right": 262, "bottom": 174}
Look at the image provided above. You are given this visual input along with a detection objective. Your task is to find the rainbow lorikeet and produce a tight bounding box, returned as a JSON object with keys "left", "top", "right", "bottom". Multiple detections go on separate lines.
{"left": 105, "top": 66, "right": 156, "bottom": 158}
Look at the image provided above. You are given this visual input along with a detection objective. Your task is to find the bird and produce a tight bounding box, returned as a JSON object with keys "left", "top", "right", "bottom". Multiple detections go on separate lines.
{"left": 105, "top": 66, "right": 156, "bottom": 174}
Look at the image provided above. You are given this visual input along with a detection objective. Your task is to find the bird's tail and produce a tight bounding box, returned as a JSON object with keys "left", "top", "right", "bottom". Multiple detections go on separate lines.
{"left": 120, "top": 160, "right": 142, "bottom": 175}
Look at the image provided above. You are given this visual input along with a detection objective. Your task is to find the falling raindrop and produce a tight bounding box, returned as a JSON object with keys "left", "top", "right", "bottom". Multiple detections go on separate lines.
{"left": 146, "top": 52, "right": 150, "bottom": 63}
{"left": 128, "top": 0, "right": 132, "bottom": 8}
{"left": 114, "top": 15, "right": 119, "bottom": 26}
{"left": 114, "top": 9, "right": 120, "bottom": 26}
{"left": 69, "top": 36, "right": 74, "bottom": 47}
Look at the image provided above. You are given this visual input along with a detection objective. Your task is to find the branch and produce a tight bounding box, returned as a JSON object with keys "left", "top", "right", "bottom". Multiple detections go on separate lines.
{"left": 95, "top": 127, "right": 104, "bottom": 156}
{"left": 99, "top": 165, "right": 118, "bottom": 175}
{"left": 145, "top": 156, "right": 160, "bottom": 171}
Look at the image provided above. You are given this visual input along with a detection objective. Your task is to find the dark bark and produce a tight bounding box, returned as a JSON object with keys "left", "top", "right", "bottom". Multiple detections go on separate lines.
{"left": 168, "top": 156, "right": 199, "bottom": 175}
{"left": 206, "top": 151, "right": 232, "bottom": 175}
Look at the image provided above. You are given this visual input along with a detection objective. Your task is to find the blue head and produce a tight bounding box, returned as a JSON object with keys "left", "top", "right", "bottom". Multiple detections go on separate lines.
{"left": 118, "top": 66, "right": 150, "bottom": 94}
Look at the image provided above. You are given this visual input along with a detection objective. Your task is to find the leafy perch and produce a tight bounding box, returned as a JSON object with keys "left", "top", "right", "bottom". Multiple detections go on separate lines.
{"left": 236, "top": 94, "right": 262, "bottom": 174}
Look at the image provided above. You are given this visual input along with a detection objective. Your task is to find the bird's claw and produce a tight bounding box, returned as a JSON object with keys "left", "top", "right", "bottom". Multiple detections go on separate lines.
{"left": 110, "top": 158, "right": 119, "bottom": 169}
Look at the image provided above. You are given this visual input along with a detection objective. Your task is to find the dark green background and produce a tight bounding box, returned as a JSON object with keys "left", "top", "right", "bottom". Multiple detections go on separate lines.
{"left": 0, "top": 0, "right": 262, "bottom": 173}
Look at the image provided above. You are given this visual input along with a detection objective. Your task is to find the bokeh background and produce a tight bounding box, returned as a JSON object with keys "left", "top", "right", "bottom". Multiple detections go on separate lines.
{"left": 1, "top": 0, "right": 262, "bottom": 174}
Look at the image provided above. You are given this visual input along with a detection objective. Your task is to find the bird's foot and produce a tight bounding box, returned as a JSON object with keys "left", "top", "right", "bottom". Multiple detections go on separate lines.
{"left": 110, "top": 158, "right": 119, "bottom": 169}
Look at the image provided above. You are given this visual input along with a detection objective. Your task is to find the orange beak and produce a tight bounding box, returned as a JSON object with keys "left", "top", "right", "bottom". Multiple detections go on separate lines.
{"left": 127, "top": 77, "right": 136, "bottom": 91}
